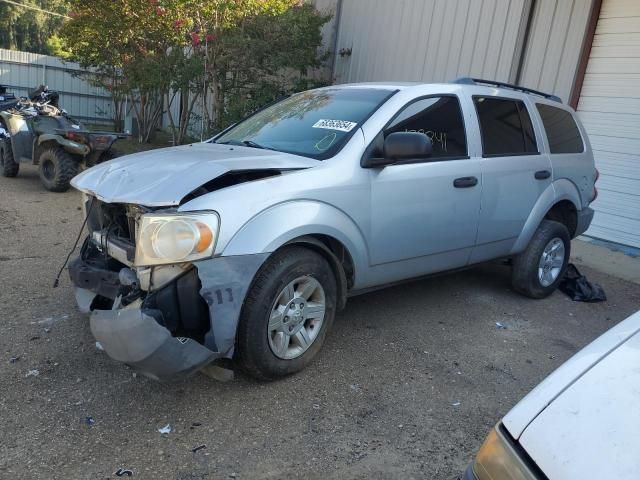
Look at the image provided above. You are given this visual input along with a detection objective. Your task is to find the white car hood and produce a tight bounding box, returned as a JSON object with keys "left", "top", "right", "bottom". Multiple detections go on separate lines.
{"left": 71, "top": 143, "right": 319, "bottom": 206}
{"left": 503, "top": 311, "right": 640, "bottom": 479}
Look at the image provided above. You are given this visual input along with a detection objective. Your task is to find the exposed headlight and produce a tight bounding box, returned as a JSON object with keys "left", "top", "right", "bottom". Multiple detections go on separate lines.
{"left": 472, "top": 425, "right": 536, "bottom": 480}
{"left": 135, "top": 212, "right": 219, "bottom": 266}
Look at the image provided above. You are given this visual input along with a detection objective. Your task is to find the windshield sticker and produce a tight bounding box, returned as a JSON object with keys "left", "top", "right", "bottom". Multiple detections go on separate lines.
{"left": 312, "top": 119, "right": 358, "bottom": 132}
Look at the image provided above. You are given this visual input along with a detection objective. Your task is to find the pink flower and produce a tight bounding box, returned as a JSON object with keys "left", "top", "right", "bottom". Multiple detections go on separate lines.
{"left": 190, "top": 32, "right": 201, "bottom": 46}
{"left": 174, "top": 19, "right": 186, "bottom": 28}
{"left": 205, "top": 34, "right": 216, "bottom": 43}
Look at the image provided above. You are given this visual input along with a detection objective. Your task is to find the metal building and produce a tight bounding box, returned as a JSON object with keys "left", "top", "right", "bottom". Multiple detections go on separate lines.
{"left": 317, "top": 0, "right": 639, "bottom": 249}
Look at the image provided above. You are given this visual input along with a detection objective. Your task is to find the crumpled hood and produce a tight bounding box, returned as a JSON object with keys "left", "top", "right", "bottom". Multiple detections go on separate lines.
{"left": 71, "top": 142, "right": 319, "bottom": 206}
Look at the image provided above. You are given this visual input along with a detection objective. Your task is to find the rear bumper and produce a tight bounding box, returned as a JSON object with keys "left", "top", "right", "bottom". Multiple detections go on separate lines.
{"left": 575, "top": 206, "right": 594, "bottom": 238}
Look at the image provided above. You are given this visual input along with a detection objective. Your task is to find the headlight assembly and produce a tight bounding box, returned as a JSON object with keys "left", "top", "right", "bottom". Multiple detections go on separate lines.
{"left": 135, "top": 212, "right": 219, "bottom": 267}
{"left": 472, "top": 425, "right": 536, "bottom": 480}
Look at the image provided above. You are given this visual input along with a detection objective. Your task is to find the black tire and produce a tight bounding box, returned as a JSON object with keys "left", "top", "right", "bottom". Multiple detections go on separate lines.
{"left": 99, "top": 148, "right": 120, "bottom": 163}
{"left": 0, "top": 136, "right": 19, "bottom": 177}
{"left": 512, "top": 220, "right": 571, "bottom": 299}
{"left": 236, "top": 246, "right": 337, "bottom": 380}
{"left": 38, "top": 147, "right": 78, "bottom": 192}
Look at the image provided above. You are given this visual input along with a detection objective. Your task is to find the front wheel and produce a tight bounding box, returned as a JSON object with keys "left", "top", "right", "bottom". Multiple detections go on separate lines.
{"left": 511, "top": 220, "right": 570, "bottom": 299}
{"left": 38, "top": 147, "right": 78, "bottom": 192}
{"left": 236, "top": 246, "right": 337, "bottom": 380}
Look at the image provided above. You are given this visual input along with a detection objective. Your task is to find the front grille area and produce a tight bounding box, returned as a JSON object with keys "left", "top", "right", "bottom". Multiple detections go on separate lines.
{"left": 85, "top": 197, "right": 140, "bottom": 243}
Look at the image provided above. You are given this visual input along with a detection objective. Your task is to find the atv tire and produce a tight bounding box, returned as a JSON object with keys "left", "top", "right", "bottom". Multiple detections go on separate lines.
{"left": 0, "top": 136, "right": 19, "bottom": 177}
{"left": 38, "top": 147, "right": 78, "bottom": 192}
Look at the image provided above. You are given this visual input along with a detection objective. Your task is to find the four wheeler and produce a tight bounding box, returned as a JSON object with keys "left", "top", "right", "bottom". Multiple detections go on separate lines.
{"left": 0, "top": 85, "right": 126, "bottom": 192}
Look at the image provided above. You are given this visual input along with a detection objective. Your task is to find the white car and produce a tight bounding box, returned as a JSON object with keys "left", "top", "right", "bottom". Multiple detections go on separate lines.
{"left": 465, "top": 310, "right": 640, "bottom": 479}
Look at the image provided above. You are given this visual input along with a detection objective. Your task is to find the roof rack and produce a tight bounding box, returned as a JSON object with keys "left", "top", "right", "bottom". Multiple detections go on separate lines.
{"left": 452, "top": 77, "right": 562, "bottom": 103}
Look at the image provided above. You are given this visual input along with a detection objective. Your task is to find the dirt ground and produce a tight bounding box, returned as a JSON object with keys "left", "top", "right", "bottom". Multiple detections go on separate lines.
{"left": 1, "top": 165, "right": 639, "bottom": 480}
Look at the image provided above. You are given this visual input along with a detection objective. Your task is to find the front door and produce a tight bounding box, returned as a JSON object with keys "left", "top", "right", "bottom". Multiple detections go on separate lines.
{"left": 367, "top": 95, "right": 482, "bottom": 273}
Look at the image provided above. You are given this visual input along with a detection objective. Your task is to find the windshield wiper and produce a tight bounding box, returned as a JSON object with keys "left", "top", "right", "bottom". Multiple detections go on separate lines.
{"left": 218, "top": 139, "right": 274, "bottom": 150}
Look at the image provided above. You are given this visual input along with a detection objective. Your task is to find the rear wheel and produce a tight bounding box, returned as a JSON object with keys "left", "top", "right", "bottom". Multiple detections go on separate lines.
{"left": 236, "top": 246, "right": 337, "bottom": 380}
{"left": 0, "top": 136, "right": 19, "bottom": 177}
{"left": 38, "top": 147, "right": 78, "bottom": 192}
{"left": 511, "top": 220, "right": 570, "bottom": 299}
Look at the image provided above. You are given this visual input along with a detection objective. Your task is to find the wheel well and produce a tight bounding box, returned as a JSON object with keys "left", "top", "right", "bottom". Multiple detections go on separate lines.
{"left": 33, "top": 140, "right": 59, "bottom": 164}
{"left": 545, "top": 200, "right": 578, "bottom": 237}
{"left": 285, "top": 234, "right": 355, "bottom": 310}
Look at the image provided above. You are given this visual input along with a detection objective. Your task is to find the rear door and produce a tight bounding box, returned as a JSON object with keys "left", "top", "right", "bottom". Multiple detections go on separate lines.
{"left": 468, "top": 96, "right": 552, "bottom": 263}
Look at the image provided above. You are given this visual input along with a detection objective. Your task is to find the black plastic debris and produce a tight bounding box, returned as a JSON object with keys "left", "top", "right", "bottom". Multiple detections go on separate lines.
{"left": 558, "top": 264, "right": 607, "bottom": 303}
{"left": 114, "top": 468, "right": 133, "bottom": 477}
{"left": 85, "top": 416, "right": 96, "bottom": 426}
{"left": 192, "top": 444, "right": 207, "bottom": 453}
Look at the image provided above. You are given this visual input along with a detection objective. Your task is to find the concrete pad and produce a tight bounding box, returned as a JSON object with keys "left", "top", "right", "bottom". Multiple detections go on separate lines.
{"left": 572, "top": 238, "right": 640, "bottom": 285}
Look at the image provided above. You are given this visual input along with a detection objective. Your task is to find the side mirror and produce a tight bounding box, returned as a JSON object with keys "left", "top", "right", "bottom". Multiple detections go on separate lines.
{"left": 362, "top": 131, "right": 432, "bottom": 168}
{"left": 384, "top": 131, "right": 432, "bottom": 161}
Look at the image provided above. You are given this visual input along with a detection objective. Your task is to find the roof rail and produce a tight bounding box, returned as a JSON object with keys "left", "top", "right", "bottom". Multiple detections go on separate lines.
{"left": 452, "top": 77, "right": 562, "bottom": 103}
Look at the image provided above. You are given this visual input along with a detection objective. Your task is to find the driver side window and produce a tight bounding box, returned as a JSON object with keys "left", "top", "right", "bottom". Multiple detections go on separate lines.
{"left": 385, "top": 96, "right": 468, "bottom": 159}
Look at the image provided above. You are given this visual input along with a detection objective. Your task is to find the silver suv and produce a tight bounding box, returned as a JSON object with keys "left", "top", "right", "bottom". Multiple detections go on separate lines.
{"left": 69, "top": 78, "right": 597, "bottom": 381}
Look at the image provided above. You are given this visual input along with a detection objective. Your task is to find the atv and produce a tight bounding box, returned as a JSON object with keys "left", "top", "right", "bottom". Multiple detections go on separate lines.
{"left": 0, "top": 85, "right": 126, "bottom": 192}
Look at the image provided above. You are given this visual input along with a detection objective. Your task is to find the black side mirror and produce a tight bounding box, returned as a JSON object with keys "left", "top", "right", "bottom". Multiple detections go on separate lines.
{"left": 362, "top": 131, "right": 432, "bottom": 168}
{"left": 384, "top": 131, "right": 432, "bottom": 160}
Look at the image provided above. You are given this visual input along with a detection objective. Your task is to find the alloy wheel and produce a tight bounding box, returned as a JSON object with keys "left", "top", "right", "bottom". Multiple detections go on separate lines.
{"left": 268, "top": 276, "right": 326, "bottom": 360}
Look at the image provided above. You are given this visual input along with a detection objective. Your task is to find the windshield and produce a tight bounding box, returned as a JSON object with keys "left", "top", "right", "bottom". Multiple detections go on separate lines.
{"left": 214, "top": 88, "right": 395, "bottom": 159}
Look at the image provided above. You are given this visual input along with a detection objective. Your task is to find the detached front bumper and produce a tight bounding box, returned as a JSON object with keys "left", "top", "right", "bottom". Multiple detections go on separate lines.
{"left": 68, "top": 239, "right": 268, "bottom": 380}
{"left": 89, "top": 300, "right": 216, "bottom": 380}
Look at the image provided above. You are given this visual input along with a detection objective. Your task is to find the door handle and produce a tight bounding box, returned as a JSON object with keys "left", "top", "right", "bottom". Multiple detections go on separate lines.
{"left": 535, "top": 170, "right": 551, "bottom": 180}
{"left": 453, "top": 176, "right": 478, "bottom": 188}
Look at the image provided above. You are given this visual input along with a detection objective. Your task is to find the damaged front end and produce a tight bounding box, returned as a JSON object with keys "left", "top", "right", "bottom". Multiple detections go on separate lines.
{"left": 68, "top": 197, "right": 267, "bottom": 380}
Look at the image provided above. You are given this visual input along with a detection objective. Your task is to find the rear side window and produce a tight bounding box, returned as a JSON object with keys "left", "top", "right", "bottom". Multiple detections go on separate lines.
{"left": 536, "top": 104, "right": 584, "bottom": 154}
{"left": 385, "top": 96, "right": 467, "bottom": 159}
{"left": 473, "top": 97, "right": 538, "bottom": 156}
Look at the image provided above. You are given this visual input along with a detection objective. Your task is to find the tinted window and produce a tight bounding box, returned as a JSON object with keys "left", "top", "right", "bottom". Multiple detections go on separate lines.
{"left": 215, "top": 88, "right": 394, "bottom": 159}
{"left": 474, "top": 97, "right": 538, "bottom": 156}
{"left": 386, "top": 96, "right": 467, "bottom": 158}
{"left": 536, "top": 104, "right": 584, "bottom": 154}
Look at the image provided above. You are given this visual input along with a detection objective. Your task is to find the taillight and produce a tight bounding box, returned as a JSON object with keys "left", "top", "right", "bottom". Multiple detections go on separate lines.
{"left": 65, "top": 131, "right": 85, "bottom": 143}
{"left": 92, "top": 135, "right": 111, "bottom": 148}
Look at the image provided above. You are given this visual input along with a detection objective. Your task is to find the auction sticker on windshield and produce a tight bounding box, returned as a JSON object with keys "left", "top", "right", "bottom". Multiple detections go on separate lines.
{"left": 312, "top": 119, "right": 358, "bottom": 132}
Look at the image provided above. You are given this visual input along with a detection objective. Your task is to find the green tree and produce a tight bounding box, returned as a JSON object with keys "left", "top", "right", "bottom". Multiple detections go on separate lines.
{"left": 59, "top": 0, "right": 331, "bottom": 143}
{"left": 0, "top": 0, "right": 71, "bottom": 53}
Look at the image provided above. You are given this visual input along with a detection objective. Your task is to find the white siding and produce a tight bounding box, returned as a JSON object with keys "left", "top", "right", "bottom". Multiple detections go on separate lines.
{"left": 332, "top": 0, "right": 529, "bottom": 84}
{"left": 518, "top": 0, "right": 592, "bottom": 103}
{"left": 578, "top": 0, "right": 640, "bottom": 248}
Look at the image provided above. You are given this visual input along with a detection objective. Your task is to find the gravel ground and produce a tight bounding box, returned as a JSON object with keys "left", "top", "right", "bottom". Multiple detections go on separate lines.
{"left": 1, "top": 165, "right": 639, "bottom": 480}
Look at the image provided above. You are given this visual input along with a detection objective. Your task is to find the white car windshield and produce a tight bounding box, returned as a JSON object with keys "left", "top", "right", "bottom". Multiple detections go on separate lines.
{"left": 214, "top": 88, "right": 395, "bottom": 159}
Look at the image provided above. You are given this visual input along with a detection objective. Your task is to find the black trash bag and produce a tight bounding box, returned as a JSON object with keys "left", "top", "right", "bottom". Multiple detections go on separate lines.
{"left": 558, "top": 263, "right": 607, "bottom": 302}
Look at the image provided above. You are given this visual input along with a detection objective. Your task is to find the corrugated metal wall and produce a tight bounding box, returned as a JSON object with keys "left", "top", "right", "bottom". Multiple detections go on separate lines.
{"left": 0, "top": 48, "right": 115, "bottom": 125}
{"left": 517, "top": 0, "right": 592, "bottom": 103}
{"left": 333, "top": 0, "right": 529, "bottom": 84}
